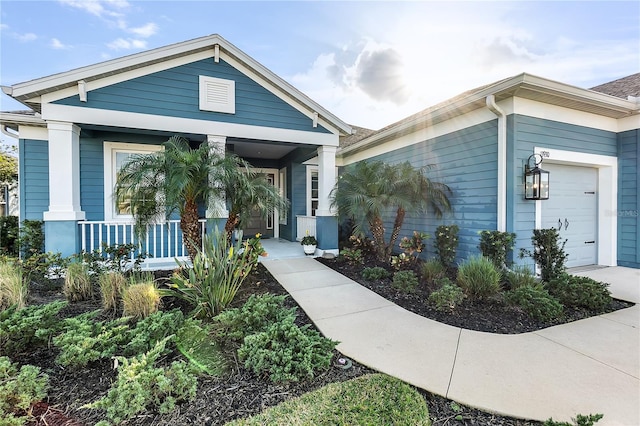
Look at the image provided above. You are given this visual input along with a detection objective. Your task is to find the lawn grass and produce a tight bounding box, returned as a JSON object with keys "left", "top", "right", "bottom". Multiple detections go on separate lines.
{"left": 227, "top": 373, "right": 430, "bottom": 425}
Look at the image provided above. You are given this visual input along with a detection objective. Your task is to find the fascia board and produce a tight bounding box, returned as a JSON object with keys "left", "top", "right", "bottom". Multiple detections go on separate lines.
{"left": 0, "top": 112, "right": 46, "bottom": 128}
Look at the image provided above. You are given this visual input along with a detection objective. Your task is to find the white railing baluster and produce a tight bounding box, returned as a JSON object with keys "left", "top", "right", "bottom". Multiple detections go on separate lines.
{"left": 77, "top": 219, "right": 201, "bottom": 262}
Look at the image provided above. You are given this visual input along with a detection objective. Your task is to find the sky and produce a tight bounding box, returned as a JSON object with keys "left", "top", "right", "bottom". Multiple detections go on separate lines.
{"left": 0, "top": 0, "right": 638, "bottom": 131}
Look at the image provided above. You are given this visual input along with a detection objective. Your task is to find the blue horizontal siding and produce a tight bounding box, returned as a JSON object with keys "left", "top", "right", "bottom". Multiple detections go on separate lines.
{"left": 19, "top": 139, "right": 49, "bottom": 220}
{"left": 617, "top": 129, "right": 639, "bottom": 268}
{"left": 54, "top": 58, "right": 330, "bottom": 134}
{"left": 80, "top": 138, "right": 104, "bottom": 221}
{"left": 362, "top": 120, "right": 498, "bottom": 263}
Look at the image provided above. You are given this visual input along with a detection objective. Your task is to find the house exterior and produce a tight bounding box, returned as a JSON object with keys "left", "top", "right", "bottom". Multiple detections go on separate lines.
{"left": 1, "top": 34, "right": 639, "bottom": 270}
{"left": 0, "top": 35, "right": 351, "bottom": 260}
{"left": 337, "top": 73, "right": 640, "bottom": 269}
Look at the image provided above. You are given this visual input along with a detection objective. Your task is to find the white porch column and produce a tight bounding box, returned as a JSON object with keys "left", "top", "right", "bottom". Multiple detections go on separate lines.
{"left": 315, "top": 145, "right": 338, "bottom": 253}
{"left": 43, "top": 121, "right": 85, "bottom": 221}
{"left": 206, "top": 135, "right": 228, "bottom": 229}
{"left": 316, "top": 145, "right": 337, "bottom": 216}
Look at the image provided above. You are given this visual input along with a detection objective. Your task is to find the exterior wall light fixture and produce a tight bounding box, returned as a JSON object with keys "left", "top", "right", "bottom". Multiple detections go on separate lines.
{"left": 524, "top": 153, "right": 549, "bottom": 200}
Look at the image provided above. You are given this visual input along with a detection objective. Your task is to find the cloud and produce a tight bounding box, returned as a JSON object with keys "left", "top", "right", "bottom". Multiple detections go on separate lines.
{"left": 50, "top": 38, "right": 71, "bottom": 49}
{"left": 58, "top": 0, "right": 129, "bottom": 18}
{"left": 128, "top": 22, "right": 158, "bottom": 38}
{"left": 356, "top": 48, "right": 410, "bottom": 104}
{"left": 59, "top": 0, "right": 157, "bottom": 39}
{"left": 107, "top": 38, "right": 147, "bottom": 50}
{"left": 16, "top": 33, "right": 37, "bottom": 42}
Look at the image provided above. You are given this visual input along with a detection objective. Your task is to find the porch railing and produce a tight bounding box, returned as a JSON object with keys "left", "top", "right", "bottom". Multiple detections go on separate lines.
{"left": 296, "top": 215, "right": 316, "bottom": 241}
{"left": 78, "top": 219, "right": 207, "bottom": 261}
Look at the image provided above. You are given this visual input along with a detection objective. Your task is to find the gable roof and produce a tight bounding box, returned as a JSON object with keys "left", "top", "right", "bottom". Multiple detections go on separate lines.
{"left": 590, "top": 73, "right": 640, "bottom": 99}
{"left": 1, "top": 34, "right": 352, "bottom": 136}
{"left": 339, "top": 72, "right": 640, "bottom": 157}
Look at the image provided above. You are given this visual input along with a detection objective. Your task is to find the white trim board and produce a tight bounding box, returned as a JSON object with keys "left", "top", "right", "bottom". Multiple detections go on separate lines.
{"left": 507, "top": 97, "right": 621, "bottom": 133}
{"left": 41, "top": 103, "right": 339, "bottom": 146}
{"left": 533, "top": 147, "right": 617, "bottom": 267}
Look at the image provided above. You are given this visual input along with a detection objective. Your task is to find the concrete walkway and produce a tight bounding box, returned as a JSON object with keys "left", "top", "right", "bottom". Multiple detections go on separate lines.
{"left": 262, "top": 258, "right": 640, "bottom": 425}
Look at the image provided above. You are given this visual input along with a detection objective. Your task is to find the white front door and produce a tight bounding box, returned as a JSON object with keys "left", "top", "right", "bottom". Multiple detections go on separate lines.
{"left": 541, "top": 164, "right": 598, "bottom": 268}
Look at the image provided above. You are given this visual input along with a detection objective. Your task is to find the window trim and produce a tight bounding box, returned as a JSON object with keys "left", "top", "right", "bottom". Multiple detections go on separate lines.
{"left": 103, "top": 142, "right": 163, "bottom": 222}
{"left": 279, "top": 167, "right": 287, "bottom": 225}
{"left": 306, "top": 166, "right": 318, "bottom": 217}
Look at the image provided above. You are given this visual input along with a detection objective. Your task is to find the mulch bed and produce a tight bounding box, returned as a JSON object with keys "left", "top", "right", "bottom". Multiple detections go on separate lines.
{"left": 16, "top": 263, "right": 554, "bottom": 425}
{"left": 316, "top": 256, "right": 634, "bottom": 334}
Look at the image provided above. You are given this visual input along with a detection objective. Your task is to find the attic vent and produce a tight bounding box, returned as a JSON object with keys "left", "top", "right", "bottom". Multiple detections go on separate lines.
{"left": 199, "top": 75, "right": 235, "bottom": 114}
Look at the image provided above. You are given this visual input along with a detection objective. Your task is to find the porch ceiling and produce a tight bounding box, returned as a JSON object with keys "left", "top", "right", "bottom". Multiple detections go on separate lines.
{"left": 229, "top": 139, "right": 298, "bottom": 159}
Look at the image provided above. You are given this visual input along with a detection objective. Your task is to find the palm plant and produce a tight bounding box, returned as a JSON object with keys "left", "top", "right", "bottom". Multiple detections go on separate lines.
{"left": 115, "top": 135, "right": 245, "bottom": 260}
{"left": 223, "top": 171, "right": 289, "bottom": 240}
{"left": 330, "top": 160, "right": 452, "bottom": 262}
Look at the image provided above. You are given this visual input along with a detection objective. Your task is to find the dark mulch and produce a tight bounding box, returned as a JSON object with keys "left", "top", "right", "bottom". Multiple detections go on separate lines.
{"left": 316, "top": 257, "right": 634, "bottom": 334}
{"left": 15, "top": 263, "right": 541, "bottom": 426}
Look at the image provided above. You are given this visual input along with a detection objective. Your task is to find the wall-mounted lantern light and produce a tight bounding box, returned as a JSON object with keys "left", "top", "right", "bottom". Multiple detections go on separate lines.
{"left": 524, "top": 154, "right": 549, "bottom": 200}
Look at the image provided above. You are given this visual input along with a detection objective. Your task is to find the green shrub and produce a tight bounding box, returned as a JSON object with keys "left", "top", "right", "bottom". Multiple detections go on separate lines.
{"left": 54, "top": 312, "right": 129, "bottom": 369}
{"left": 390, "top": 253, "right": 413, "bottom": 270}
{"left": 63, "top": 262, "right": 93, "bottom": 302}
{"left": 0, "top": 301, "right": 67, "bottom": 355}
{"left": 76, "top": 242, "right": 148, "bottom": 276}
{"left": 398, "top": 231, "right": 429, "bottom": 264}
{"left": 238, "top": 315, "right": 337, "bottom": 383}
{"left": 520, "top": 228, "right": 568, "bottom": 282}
{"left": 20, "top": 251, "right": 70, "bottom": 284}
{"left": 175, "top": 318, "right": 227, "bottom": 376}
{"left": 99, "top": 271, "right": 127, "bottom": 312}
{"left": 168, "top": 231, "right": 258, "bottom": 319}
{"left": 0, "top": 357, "right": 49, "bottom": 426}
{"left": 0, "top": 216, "right": 19, "bottom": 256}
{"left": 392, "top": 270, "right": 418, "bottom": 293}
{"left": 420, "top": 258, "right": 446, "bottom": 282}
{"left": 361, "top": 266, "right": 390, "bottom": 281}
{"left": 0, "top": 260, "right": 27, "bottom": 310}
{"left": 546, "top": 274, "right": 611, "bottom": 312}
{"left": 478, "top": 230, "right": 516, "bottom": 269}
{"left": 429, "top": 279, "right": 465, "bottom": 312}
{"left": 456, "top": 255, "right": 501, "bottom": 299}
{"left": 215, "top": 293, "right": 295, "bottom": 342}
{"left": 123, "top": 309, "right": 185, "bottom": 356}
{"left": 504, "top": 265, "right": 538, "bottom": 290}
{"left": 122, "top": 281, "right": 161, "bottom": 320}
{"left": 85, "top": 338, "right": 197, "bottom": 425}
{"left": 18, "top": 220, "right": 44, "bottom": 260}
{"left": 54, "top": 309, "right": 184, "bottom": 368}
{"left": 228, "top": 373, "right": 430, "bottom": 426}
{"left": 339, "top": 247, "right": 364, "bottom": 264}
{"left": 434, "top": 224, "right": 459, "bottom": 268}
{"left": 506, "top": 285, "right": 563, "bottom": 322}
{"left": 543, "top": 413, "right": 604, "bottom": 426}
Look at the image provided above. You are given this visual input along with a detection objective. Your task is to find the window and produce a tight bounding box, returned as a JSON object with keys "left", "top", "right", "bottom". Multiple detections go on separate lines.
{"left": 199, "top": 75, "right": 235, "bottom": 114}
{"left": 307, "top": 166, "right": 318, "bottom": 217}
{"left": 279, "top": 167, "right": 287, "bottom": 225}
{"left": 104, "top": 142, "right": 163, "bottom": 221}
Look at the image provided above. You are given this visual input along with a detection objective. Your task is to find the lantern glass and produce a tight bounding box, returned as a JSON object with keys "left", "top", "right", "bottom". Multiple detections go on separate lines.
{"left": 524, "top": 166, "right": 549, "bottom": 200}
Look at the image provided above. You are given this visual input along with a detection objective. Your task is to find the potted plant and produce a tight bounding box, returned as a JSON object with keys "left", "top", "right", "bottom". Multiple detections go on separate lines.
{"left": 301, "top": 234, "right": 318, "bottom": 255}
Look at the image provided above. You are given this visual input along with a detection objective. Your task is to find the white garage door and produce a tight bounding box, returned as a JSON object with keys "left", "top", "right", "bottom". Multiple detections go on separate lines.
{"left": 540, "top": 164, "right": 598, "bottom": 268}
